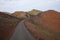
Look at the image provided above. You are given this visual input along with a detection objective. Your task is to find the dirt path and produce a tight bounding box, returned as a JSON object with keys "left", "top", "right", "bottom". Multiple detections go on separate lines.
{"left": 10, "top": 20, "right": 35, "bottom": 40}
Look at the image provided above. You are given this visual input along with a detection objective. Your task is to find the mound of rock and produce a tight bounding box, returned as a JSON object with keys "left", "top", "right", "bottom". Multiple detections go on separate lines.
{"left": 12, "top": 11, "right": 27, "bottom": 19}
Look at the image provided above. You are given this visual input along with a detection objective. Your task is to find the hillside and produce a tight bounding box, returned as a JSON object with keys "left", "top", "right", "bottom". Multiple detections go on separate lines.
{"left": 12, "top": 11, "right": 27, "bottom": 19}
{"left": 24, "top": 10, "right": 60, "bottom": 40}
{"left": 0, "top": 12, "right": 20, "bottom": 40}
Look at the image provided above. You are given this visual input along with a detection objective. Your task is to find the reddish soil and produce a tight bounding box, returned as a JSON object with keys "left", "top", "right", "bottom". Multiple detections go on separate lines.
{"left": 37, "top": 10, "right": 60, "bottom": 33}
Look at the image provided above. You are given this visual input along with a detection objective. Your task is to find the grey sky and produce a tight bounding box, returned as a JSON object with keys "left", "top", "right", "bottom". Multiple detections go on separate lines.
{"left": 0, "top": 0, "right": 60, "bottom": 12}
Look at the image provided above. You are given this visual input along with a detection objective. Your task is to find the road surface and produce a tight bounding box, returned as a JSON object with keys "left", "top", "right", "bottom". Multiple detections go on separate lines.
{"left": 10, "top": 20, "right": 35, "bottom": 40}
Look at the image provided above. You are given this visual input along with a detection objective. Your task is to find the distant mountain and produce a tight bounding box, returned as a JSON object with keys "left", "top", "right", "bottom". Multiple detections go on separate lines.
{"left": 28, "top": 9, "right": 42, "bottom": 15}
{"left": 12, "top": 11, "right": 27, "bottom": 19}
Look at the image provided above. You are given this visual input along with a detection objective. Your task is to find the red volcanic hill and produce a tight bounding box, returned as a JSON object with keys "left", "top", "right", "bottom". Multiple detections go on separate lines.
{"left": 39, "top": 10, "right": 60, "bottom": 33}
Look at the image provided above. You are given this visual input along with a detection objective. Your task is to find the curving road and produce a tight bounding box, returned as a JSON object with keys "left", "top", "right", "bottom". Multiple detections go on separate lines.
{"left": 10, "top": 20, "right": 35, "bottom": 40}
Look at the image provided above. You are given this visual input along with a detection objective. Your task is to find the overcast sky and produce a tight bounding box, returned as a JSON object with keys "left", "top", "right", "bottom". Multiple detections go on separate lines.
{"left": 0, "top": 0, "right": 60, "bottom": 12}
